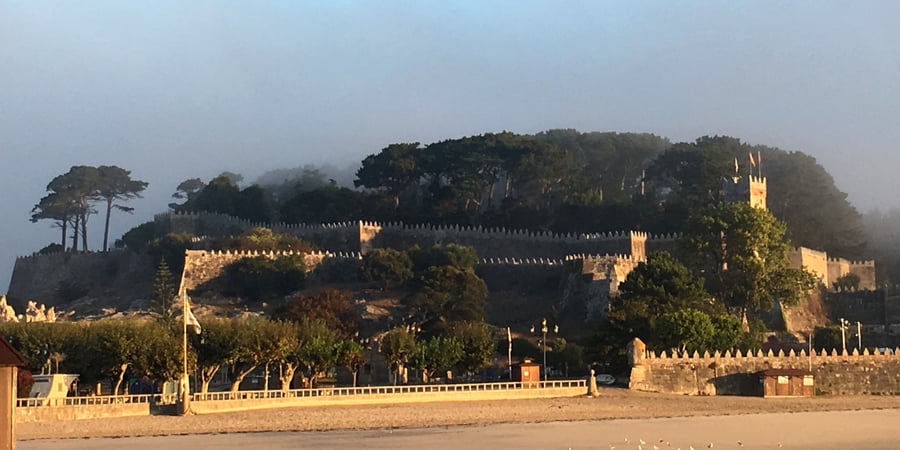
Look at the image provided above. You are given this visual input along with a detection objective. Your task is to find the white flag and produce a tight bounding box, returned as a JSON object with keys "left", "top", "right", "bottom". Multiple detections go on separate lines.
{"left": 184, "top": 295, "right": 201, "bottom": 335}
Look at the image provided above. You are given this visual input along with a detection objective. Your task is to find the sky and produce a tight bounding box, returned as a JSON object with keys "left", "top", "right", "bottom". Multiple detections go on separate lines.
{"left": 2, "top": 1, "right": 900, "bottom": 291}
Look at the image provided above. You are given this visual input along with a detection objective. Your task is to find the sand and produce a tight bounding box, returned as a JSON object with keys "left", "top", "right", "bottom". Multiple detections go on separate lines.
{"left": 17, "top": 388, "right": 900, "bottom": 441}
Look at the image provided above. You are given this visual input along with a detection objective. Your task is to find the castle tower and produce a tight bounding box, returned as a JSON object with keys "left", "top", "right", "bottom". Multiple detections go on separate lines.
{"left": 723, "top": 175, "right": 767, "bottom": 210}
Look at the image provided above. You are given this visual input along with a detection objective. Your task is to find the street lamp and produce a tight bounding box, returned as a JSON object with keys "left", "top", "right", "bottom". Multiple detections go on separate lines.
{"left": 839, "top": 318, "right": 850, "bottom": 353}
{"left": 531, "top": 319, "right": 558, "bottom": 381}
{"left": 857, "top": 321, "right": 862, "bottom": 350}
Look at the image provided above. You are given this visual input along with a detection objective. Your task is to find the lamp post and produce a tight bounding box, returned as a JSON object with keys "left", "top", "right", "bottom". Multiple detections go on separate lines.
{"left": 531, "top": 319, "right": 558, "bottom": 381}
{"left": 857, "top": 321, "right": 862, "bottom": 350}
{"left": 507, "top": 327, "right": 512, "bottom": 381}
{"left": 839, "top": 318, "right": 849, "bottom": 353}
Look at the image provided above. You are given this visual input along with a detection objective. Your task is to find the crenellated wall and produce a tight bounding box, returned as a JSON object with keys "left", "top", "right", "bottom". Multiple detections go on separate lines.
{"left": 628, "top": 338, "right": 900, "bottom": 396}
{"left": 180, "top": 249, "right": 362, "bottom": 294}
{"left": 6, "top": 250, "right": 155, "bottom": 311}
{"left": 154, "top": 212, "right": 679, "bottom": 260}
{"left": 789, "top": 247, "right": 830, "bottom": 287}
{"left": 723, "top": 175, "right": 768, "bottom": 210}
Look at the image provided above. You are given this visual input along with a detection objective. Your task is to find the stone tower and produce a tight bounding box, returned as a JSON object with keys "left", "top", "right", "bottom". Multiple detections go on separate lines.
{"left": 723, "top": 175, "right": 767, "bottom": 210}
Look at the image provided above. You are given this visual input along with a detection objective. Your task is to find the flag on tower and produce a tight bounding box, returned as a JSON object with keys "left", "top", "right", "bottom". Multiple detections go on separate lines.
{"left": 748, "top": 152, "right": 756, "bottom": 167}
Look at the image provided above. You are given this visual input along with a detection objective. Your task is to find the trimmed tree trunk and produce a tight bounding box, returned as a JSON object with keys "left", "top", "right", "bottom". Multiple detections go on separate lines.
{"left": 113, "top": 363, "right": 129, "bottom": 395}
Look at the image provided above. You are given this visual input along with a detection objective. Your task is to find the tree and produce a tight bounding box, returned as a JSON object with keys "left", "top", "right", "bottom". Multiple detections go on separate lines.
{"left": 92, "top": 165, "right": 148, "bottom": 251}
{"left": 31, "top": 192, "right": 79, "bottom": 250}
{"left": 614, "top": 251, "right": 713, "bottom": 330}
{"left": 355, "top": 143, "right": 421, "bottom": 209}
{"left": 45, "top": 166, "right": 101, "bottom": 251}
{"left": 764, "top": 150, "right": 867, "bottom": 258}
{"left": 134, "top": 321, "right": 184, "bottom": 387}
{"left": 409, "top": 244, "right": 479, "bottom": 275}
{"left": 92, "top": 320, "right": 147, "bottom": 395}
{"left": 193, "top": 317, "right": 242, "bottom": 393}
{"left": 279, "top": 185, "right": 371, "bottom": 224}
{"left": 833, "top": 272, "right": 861, "bottom": 291}
{"left": 295, "top": 318, "right": 338, "bottom": 388}
{"left": 150, "top": 260, "right": 177, "bottom": 323}
{"left": 813, "top": 325, "right": 844, "bottom": 352}
{"left": 645, "top": 137, "right": 736, "bottom": 230}
{"left": 171, "top": 178, "right": 206, "bottom": 205}
{"left": 147, "top": 232, "right": 195, "bottom": 275}
{"left": 709, "top": 314, "right": 744, "bottom": 351}
{"left": 224, "top": 317, "right": 273, "bottom": 392}
{"left": 404, "top": 265, "right": 488, "bottom": 335}
{"left": 361, "top": 248, "right": 413, "bottom": 289}
{"left": 681, "top": 202, "right": 817, "bottom": 318}
{"left": 223, "top": 255, "right": 307, "bottom": 300}
{"left": 272, "top": 289, "right": 361, "bottom": 339}
{"left": 409, "top": 336, "right": 463, "bottom": 383}
{"left": 447, "top": 321, "right": 494, "bottom": 376}
{"left": 655, "top": 309, "right": 716, "bottom": 354}
{"left": 334, "top": 339, "right": 366, "bottom": 387}
{"left": 380, "top": 328, "right": 417, "bottom": 385}
{"left": 214, "top": 227, "right": 315, "bottom": 252}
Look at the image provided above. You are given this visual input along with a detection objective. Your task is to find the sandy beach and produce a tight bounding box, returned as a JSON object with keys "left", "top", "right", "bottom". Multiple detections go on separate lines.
{"left": 17, "top": 388, "right": 900, "bottom": 441}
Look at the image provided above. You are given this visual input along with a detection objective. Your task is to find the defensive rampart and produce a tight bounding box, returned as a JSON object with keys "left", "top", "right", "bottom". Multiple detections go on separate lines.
{"left": 628, "top": 339, "right": 900, "bottom": 396}
{"left": 6, "top": 250, "right": 155, "bottom": 311}
{"left": 181, "top": 249, "right": 361, "bottom": 293}
{"left": 155, "top": 212, "right": 678, "bottom": 260}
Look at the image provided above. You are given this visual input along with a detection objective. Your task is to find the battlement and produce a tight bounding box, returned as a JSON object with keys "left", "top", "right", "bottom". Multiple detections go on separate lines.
{"left": 629, "top": 336, "right": 900, "bottom": 395}
{"left": 828, "top": 257, "right": 876, "bottom": 267}
{"left": 643, "top": 346, "right": 898, "bottom": 361}
{"left": 565, "top": 253, "right": 642, "bottom": 263}
{"left": 723, "top": 175, "right": 767, "bottom": 209}
{"left": 747, "top": 175, "right": 767, "bottom": 185}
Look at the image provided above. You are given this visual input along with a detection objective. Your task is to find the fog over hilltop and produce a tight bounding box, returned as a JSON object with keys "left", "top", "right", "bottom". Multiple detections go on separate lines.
{"left": 3, "top": 2, "right": 900, "bottom": 290}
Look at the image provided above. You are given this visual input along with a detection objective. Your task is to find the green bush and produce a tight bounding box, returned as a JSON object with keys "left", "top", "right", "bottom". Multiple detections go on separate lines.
{"left": 224, "top": 255, "right": 306, "bottom": 300}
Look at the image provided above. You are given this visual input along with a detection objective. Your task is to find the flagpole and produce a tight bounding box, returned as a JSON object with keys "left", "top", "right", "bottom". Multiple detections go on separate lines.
{"left": 177, "top": 254, "right": 190, "bottom": 415}
{"left": 758, "top": 150, "right": 763, "bottom": 178}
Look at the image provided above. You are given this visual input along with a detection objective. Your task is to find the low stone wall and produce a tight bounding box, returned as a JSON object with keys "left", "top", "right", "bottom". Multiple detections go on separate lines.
{"left": 16, "top": 402, "right": 148, "bottom": 423}
{"left": 628, "top": 343, "right": 900, "bottom": 396}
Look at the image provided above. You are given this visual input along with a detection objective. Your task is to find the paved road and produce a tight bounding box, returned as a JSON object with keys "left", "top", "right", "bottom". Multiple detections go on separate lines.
{"left": 19, "top": 409, "right": 900, "bottom": 450}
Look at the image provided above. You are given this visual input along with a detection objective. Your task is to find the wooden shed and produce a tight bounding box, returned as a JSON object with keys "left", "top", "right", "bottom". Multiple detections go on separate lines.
{"left": 512, "top": 358, "right": 542, "bottom": 387}
{"left": 756, "top": 368, "right": 814, "bottom": 398}
{"left": 1, "top": 336, "right": 26, "bottom": 450}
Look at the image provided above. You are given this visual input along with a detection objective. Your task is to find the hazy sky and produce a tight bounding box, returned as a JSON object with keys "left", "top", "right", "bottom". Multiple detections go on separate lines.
{"left": 3, "top": 1, "right": 900, "bottom": 291}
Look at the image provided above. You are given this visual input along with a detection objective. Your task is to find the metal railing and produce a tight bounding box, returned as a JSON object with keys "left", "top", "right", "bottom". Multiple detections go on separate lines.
{"left": 16, "top": 393, "right": 175, "bottom": 408}
{"left": 14, "top": 380, "right": 585, "bottom": 407}
{"left": 192, "top": 379, "right": 586, "bottom": 402}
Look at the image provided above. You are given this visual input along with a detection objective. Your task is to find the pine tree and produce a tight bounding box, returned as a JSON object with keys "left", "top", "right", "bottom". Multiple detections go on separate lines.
{"left": 151, "top": 260, "right": 177, "bottom": 322}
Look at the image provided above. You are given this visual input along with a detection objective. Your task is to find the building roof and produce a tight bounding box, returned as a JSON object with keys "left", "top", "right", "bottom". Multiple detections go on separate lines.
{"left": 0, "top": 336, "right": 26, "bottom": 366}
{"left": 755, "top": 368, "right": 813, "bottom": 377}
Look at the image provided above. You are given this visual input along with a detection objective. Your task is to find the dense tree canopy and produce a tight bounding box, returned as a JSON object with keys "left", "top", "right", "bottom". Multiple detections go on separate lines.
{"left": 680, "top": 202, "right": 817, "bottom": 318}
{"left": 32, "top": 165, "right": 147, "bottom": 252}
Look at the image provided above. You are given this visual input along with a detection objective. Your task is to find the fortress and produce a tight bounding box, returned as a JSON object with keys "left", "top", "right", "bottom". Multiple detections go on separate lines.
{"left": 5, "top": 174, "right": 882, "bottom": 331}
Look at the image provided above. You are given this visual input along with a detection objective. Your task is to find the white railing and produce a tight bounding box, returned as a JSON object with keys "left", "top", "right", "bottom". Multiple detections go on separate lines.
{"left": 14, "top": 380, "right": 585, "bottom": 408}
{"left": 192, "top": 379, "right": 586, "bottom": 402}
{"left": 16, "top": 393, "right": 174, "bottom": 408}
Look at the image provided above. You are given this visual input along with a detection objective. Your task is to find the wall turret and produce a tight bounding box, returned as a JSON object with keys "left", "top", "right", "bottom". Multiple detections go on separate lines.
{"left": 723, "top": 175, "right": 767, "bottom": 210}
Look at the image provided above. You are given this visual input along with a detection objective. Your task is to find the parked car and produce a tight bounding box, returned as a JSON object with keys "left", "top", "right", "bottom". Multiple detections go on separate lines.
{"left": 595, "top": 374, "right": 616, "bottom": 385}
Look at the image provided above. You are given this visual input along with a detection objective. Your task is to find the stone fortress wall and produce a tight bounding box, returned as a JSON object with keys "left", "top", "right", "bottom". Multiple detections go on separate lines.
{"left": 627, "top": 338, "right": 900, "bottom": 396}
{"left": 6, "top": 172, "right": 883, "bottom": 325}
{"left": 156, "top": 212, "right": 677, "bottom": 260}
{"left": 789, "top": 247, "right": 876, "bottom": 291}
{"left": 6, "top": 249, "right": 155, "bottom": 310}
